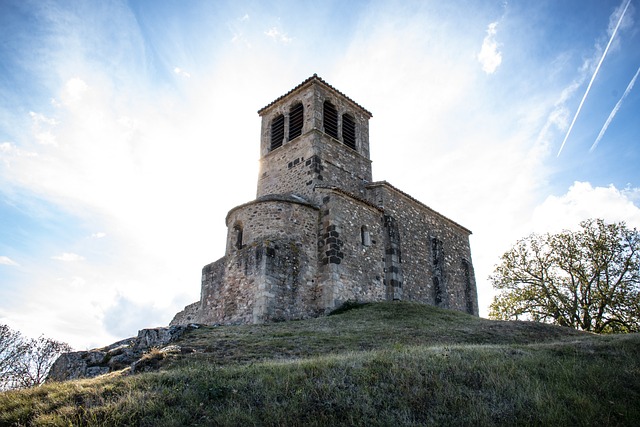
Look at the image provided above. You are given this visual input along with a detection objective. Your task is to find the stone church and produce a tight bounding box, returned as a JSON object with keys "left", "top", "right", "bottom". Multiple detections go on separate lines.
{"left": 171, "top": 75, "right": 478, "bottom": 326}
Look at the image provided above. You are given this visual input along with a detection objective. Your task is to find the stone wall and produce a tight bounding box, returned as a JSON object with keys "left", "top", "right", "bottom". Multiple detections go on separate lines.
{"left": 315, "top": 187, "right": 387, "bottom": 310}
{"left": 366, "top": 182, "right": 478, "bottom": 315}
{"left": 256, "top": 130, "right": 372, "bottom": 202}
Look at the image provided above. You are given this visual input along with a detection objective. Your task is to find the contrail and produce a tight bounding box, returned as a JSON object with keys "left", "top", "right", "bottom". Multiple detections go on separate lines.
{"left": 557, "top": 0, "right": 632, "bottom": 156}
{"left": 590, "top": 66, "right": 640, "bottom": 152}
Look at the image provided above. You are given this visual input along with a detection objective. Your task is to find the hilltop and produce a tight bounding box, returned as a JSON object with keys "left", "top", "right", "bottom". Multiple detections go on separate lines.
{"left": 1, "top": 302, "right": 639, "bottom": 426}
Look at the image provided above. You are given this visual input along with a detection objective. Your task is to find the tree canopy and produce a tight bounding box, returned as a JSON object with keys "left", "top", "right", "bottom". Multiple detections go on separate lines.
{"left": 489, "top": 219, "right": 640, "bottom": 333}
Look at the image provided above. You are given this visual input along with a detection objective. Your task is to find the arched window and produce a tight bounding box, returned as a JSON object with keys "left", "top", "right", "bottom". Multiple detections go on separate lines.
{"left": 361, "top": 226, "right": 371, "bottom": 246}
{"left": 288, "top": 103, "right": 304, "bottom": 141}
{"left": 323, "top": 101, "right": 338, "bottom": 139}
{"left": 270, "top": 114, "right": 284, "bottom": 151}
{"left": 342, "top": 113, "right": 356, "bottom": 150}
{"left": 234, "top": 224, "right": 243, "bottom": 250}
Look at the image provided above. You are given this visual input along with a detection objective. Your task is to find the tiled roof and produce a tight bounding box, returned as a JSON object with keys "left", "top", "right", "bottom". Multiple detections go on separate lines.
{"left": 257, "top": 74, "right": 373, "bottom": 117}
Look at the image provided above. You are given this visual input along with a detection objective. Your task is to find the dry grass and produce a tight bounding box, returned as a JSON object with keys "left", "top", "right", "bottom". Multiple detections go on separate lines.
{"left": 1, "top": 302, "right": 638, "bottom": 426}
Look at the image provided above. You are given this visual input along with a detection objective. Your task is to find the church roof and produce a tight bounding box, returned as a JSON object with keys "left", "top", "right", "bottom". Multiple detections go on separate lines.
{"left": 257, "top": 74, "right": 373, "bottom": 117}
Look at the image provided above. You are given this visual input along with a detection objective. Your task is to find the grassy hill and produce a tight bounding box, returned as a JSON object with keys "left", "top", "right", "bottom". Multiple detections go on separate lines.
{"left": 1, "top": 302, "right": 639, "bottom": 426}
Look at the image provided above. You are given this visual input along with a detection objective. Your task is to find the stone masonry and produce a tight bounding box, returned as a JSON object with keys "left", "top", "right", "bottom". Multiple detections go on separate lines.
{"left": 171, "top": 75, "right": 478, "bottom": 326}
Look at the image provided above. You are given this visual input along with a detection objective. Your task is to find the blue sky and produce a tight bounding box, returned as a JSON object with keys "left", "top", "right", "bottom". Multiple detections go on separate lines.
{"left": 1, "top": 0, "right": 639, "bottom": 349}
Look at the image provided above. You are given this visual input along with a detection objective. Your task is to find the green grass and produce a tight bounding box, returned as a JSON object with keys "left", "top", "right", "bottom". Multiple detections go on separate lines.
{"left": 2, "top": 302, "right": 639, "bottom": 426}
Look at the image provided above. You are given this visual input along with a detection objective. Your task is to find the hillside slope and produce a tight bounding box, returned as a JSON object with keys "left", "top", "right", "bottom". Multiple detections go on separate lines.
{"left": 1, "top": 302, "right": 639, "bottom": 426}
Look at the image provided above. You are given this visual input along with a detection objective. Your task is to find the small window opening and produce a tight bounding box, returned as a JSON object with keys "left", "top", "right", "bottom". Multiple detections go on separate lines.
{"left": 431, "top": 238, "right": 442, "bottom": 267}
{"left": 462, "top": 259, "right": 474, "bottom": 314}
{"left": 342, "top": 113, "right": 356, "bottom": 150}
{"left": 288, "top": 103, "right": 304, "bottom": 141}
{"left": 432, "top": 237, "right": 444, "bottom": 306}
{"left": 323, "top": 101, "right": 338, "bottom": 139}
{"left": 361, "top": 226, "right": 371, "bottom": 246}
{"left": 270, "top": 114, "right": 284, "bottom": 151}
{"left": 234, "top": 224, "right": 243, "bottom": 250}
{"left": 433, "top": 277, "right": 442, "bottom": 305}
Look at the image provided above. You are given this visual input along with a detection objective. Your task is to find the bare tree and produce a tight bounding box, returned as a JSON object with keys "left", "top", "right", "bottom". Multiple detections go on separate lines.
{"left": 0, "top": 325, "right": 29, "bottom": 389}
{"left": 0, "top": 324, "right": 71, "bottom": 390}
{"left": 489, "top": 219, "right": 640, "bottom": 333}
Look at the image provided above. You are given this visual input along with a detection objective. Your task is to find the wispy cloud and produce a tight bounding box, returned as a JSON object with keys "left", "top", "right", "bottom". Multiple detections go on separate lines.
{"left": 91, "top": 232, "right": 107, "bottom": 239}
{"left": 51, "top": 252, "right": 85, "bottom": 262}
{"left": 264, "top": 27, "right": 292, "bottom": 44}
{"left": 29, "top": 111, "right": 59, "bottom": 146}
{"left": 0, "top": 256, "right": 19, "bottom": 266}
{"left": 173, "top": 67, "right": 191, "bottom": 78}
{"left": 557, "top": 0, "right": 632, "bottom": 156}
{"left": 477, "top": 22, "right": 502, "bottom": 74}
{"left": 590, "top": 65, "right": 640, "bottom": 152}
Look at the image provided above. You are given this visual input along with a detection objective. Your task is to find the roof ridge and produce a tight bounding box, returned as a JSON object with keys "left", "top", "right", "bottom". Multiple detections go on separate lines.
{"left": 257, "top": 74, "right": 372, "bottom": 117}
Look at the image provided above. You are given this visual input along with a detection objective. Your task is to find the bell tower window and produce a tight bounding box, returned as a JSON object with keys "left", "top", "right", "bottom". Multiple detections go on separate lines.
{"left": 342, "top": 113, "right": 356, "bottom": 150}
{"left": 288, "top": 103, "right": 304, "bottom": 141}
{"left": 323, "top": 101, "right": 338, "bottom": 139}
{"left": 270, "top": 114, "right": 284, "bottom": 151}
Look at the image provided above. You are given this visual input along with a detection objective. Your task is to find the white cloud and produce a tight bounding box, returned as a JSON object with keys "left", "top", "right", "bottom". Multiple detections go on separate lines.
{"left": 531, "top": 181, "right": 640, "bottom": 233}
{"left": 265, "top": 27, "right": 292, "bottom": 44}
{"left": 51, "top": 252, "right": 85, "bottom": 262}
{"left": 477, "top": 22, "right": 502, "bottom": 74}
{"left": 91, "top": 232, "right": 107, "bottom": 239}
{"left": 29, "top": 111, "right": 59, "bottom": 146}
{"left": 173, "top": 67, "right": 191, "bottom": 78}
{"left": 60, "top": 77, "right": 89, "bottom": 107}
{"left": 0, "top": 256, "right": 19, "bottom": 266}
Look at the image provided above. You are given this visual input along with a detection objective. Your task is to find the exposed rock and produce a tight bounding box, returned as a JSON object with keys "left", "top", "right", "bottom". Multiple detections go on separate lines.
{"left": 47, "top": 325, "right": 200, "bottom": 382}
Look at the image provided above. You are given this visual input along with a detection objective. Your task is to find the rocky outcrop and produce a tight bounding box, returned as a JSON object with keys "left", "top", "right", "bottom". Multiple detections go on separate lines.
{"left": 47, "top": 325, "right": 199, "bottom": 382}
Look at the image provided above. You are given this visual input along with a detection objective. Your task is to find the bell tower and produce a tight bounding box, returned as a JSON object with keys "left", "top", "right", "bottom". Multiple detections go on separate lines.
{"left": 256, "top": 75, "right": 373, "bottom": 203}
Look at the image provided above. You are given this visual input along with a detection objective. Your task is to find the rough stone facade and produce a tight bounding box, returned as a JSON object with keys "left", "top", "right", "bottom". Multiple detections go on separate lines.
{"left": 171, "top": 75, "right": 478, "bottom": 326}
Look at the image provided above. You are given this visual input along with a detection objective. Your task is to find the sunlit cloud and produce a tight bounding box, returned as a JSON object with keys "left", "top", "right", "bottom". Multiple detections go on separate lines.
{"left": 91, "top": 232, "right": 107, "bottom": 239}
{"left": 531, "top": 181, "right": 640, "bottom": 232}
{"left": 51, "top": 253, "right": 85, "bottom": 262}
{"left": 265, "top": 27, "right": 292, "bottom": 44}
{"left": 590, "top": 65, "right": 640, "bottom": 152}
{"left": 477, "top": 22, "right": 502, "bottom": 74}
{"left": 557, "top": 0, "right": 632, "bottom": 156}
{"left": 173, "top": 67, "right": 191, "bottom": 78}
{"left": 29, "top": 111, "right": 59, "bottom": 146}
{"left": 0, "top": 256, "right": 19, "bottom": 266}
{"left": 60, "top": 77, "right": 89, "bottom": 107}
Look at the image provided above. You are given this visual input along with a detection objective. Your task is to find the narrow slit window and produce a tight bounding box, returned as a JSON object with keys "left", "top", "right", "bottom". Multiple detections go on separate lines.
{"left": 432, "top": 237, "right": 444, "bottom": 306}
{"left": 288, "top": 103, "right": 304, "bottom": 141}
{"left": 342, "top": 113, "right": 356, "bottom": 150}
{"left": 462, "top": 259, "right": 474, "bottom": 314}
{"left": 361, "top": 226, "right": 371, "bottom": 246}
{"left": 433, "top": 277, "right": 442, "bottom": 305}
{"left": 270, "top": 114, "right": 284, "bottom": 151}
{"left": 323, "top": 101, "right": 338, "bottom": 139}
{"left": 234, "top": 224, "right": 243, "bottom": 250}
